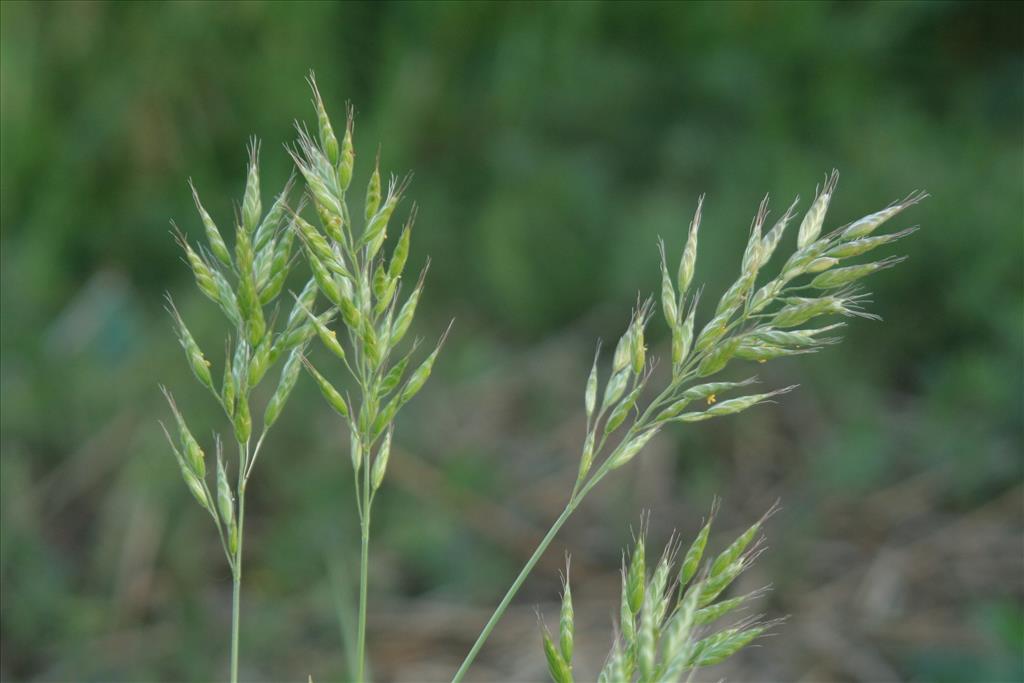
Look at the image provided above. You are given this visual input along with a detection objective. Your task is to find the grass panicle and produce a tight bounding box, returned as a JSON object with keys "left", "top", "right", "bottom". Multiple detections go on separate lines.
{"left": 159, "top": 77, "right": 924, "bottom": 683}
{"left": 161, "top": 138, "right": 314, "bottom": 682}
{"left": 542, "top": 507, "right": 781, "bottom": 683}
{"left": 453, "top": 174, "right": 924, "bottom": 683}
{"left": 290, "top": 72, "right": 448, "bottom": 683}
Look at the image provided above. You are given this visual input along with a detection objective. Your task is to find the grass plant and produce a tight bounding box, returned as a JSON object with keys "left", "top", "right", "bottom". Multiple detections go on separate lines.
{"left": 162, "top": 75, "right": 923, "bottom": 682}
{"left": 287, "top": 75, "right": 449, "bottom": 683}
{"left": 161, "top": 143, "right": 318, "bottom": 683}
{"left": 451, "top": 174, "right": 924, "bottom": 682}
{"left": 540, "top": 506, "right": 782, "bottom": 683}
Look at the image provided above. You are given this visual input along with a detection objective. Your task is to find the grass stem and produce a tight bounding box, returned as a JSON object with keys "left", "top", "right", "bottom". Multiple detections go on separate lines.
{"left": 451, "top": 498, "right": 579, "bottom": 683}
{"left": 230, "top": 572, "right": 241, "bottom": 683}
{"left": 356, "top": 436, "right": 372, "bottom": 682}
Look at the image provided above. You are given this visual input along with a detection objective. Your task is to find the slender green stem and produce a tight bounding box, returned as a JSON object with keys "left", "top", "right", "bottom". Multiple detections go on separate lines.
{"left": 230, "top": 569, "right": 241, "bottom": 683}
{"left": 230, "top": 440, "right": 248, "bottom": 683}
{"left": 355, "top": 511, "right": 370, "bottom": 681}
{"left": 451, "top": 497, "right": 581, "bottom": 683}
{"left": 355, "top": 438, "right": 372, "bottom": 682}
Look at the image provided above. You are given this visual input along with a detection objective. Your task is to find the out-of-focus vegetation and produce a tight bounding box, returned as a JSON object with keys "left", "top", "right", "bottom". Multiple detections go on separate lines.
{"left": 1, "top": 2, "right": 1021, "bottom": 681}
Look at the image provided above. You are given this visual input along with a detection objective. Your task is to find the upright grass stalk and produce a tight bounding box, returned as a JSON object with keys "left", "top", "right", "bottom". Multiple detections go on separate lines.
{"left": 161, "top": 138, "right": 320, "bottom": 682}
{"left": 289, "top": 74, "right": 448, "bottom": 682}
{"left": 229, "top": 441, "right": 247, "bottom": 683}
{"left": 452, "top": 179, "right": 926, "bottom": 682}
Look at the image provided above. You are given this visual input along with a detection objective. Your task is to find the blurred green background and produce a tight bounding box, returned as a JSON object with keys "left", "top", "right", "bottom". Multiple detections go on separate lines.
{"left": 1, "top": 2, "right": 1021, "bottom": 682}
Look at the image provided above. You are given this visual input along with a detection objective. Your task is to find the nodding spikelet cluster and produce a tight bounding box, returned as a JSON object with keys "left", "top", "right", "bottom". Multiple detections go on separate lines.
{"left": 569, "top": 175, "right": 925, "bottom": 501}
{"left": 162, "top": 137, "right": 317, "bottom": 573}
{"left": 540, "top": 505, "right": 781, "bottom": 683}
{"left": 455, "top": 174, "right": 924, "bottom": 683}
{"left": 289, "top": 73, "right": 448, "bottom": 501}
{"left": 527, "top": 175, "right": 923, "bottom": 683}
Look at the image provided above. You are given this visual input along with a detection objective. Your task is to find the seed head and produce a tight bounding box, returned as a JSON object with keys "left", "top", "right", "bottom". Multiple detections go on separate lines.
{"left": 215, "top": 443, "right": 235, "bottom": 529}
{"left": 677, "top": 195, "right": 704, "bottom": 296}
{"left": 797, "top": 170, "right": 838, "bottom": 248}
{"left": 242, "top": 139, "right": 262, "bottom": 235}
{"left": 838, "top": 190, "right": 927, "bottom": 241}
{"left": 559, "top": 560, "right": 574, "bottom": 663}
{"left": 809, "top": 256, "right": 906, "bottom": 289}
{"left": 365, "top": 150, "right": 382, "bottom": 222}
{"left": 371, "top": 430, "right": 392, "bottom": 491}
{"left": 301, "top": 356, "right": 349, "bottom": 418}
{"left": 161, "top": 387, "right": 205, "bottom": 478}
{"left": 308, "top": 72, "right": 339, "bottom": 167}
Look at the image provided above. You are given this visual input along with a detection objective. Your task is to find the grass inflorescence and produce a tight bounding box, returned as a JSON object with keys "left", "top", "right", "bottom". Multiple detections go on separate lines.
{"left": 540, "top": 505, "right": 782, "bottom": 683}
{"left": 451, "top": 173, "right": 924, "bottom": 683}
{"left": 161, "top": 74, "right": 924, "bottom": 682}
{"left": 288, "top": 74, "right": 449, "bottom": 683}
{"left": 161, "top": 139, "right": 315, "bottom": 682}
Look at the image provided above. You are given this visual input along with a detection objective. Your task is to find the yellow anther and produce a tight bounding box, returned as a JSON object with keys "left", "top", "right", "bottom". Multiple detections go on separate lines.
{"left": 707, "top": 394, "right": 717, "bottom": 405}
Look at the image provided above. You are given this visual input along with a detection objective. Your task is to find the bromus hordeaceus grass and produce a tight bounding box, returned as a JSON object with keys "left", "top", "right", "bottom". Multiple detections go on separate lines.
{"left": 540, "top": 505, "right": 783, "bottom": 683}
{"left": 161, "top": 74, "right": 924, "bottom": 682}
{"left": 288, "top": 75, "right": 449, "bottom": 683}
{"left": 451, "top": 175, "right": 925, "bottom": 682}
{"left": 161, "top": 142, "right": 318, "bottom": 682}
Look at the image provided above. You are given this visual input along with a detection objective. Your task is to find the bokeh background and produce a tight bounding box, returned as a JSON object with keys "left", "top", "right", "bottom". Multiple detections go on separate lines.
{"left": 2, "top": 2, "right": 1022, "bottom": 682}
